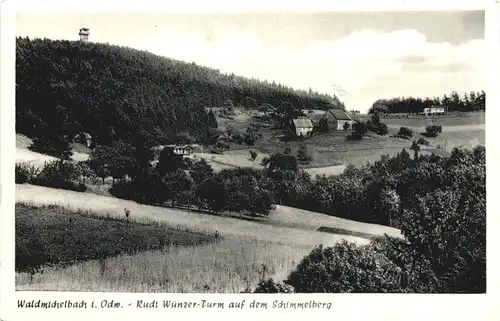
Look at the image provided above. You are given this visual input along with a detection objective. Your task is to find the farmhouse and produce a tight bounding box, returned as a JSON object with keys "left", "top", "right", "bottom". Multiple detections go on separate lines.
{"left": 421, "top": 106, "right": 447, "bottom": 116}
{"left": 292, "top": 117, "right": 314, "bottom": 137}
{"left": 167, "top": 145, "right": 195, "bottom": 156}
{"left": 153, "top": 144, "right": 201, "bottom": 156}
{"left": 304, "top": 109, "right": 354, "bottom": 131}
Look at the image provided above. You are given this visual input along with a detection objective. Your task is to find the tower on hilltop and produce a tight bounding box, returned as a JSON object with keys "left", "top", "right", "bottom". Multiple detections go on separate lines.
{"left": 79, "top": 27, "right": 90, "bottom": 42}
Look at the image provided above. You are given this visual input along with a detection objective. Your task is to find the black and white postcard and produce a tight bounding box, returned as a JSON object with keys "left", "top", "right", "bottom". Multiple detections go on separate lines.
{"left": 1, "top": 0, "right": 498, "bottom": 320}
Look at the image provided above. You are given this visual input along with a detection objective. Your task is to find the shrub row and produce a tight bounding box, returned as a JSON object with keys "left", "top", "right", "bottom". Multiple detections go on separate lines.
{"left": 16, "top": 161, "right": 86, "bottom": 192}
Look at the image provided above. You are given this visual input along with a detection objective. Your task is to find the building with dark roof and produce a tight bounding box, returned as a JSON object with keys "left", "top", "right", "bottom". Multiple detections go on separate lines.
{"left": 292, "top": 117, "right": 314, "bottom": 137}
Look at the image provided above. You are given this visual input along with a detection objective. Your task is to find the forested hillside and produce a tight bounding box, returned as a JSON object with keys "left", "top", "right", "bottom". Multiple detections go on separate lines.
{"left": 16, "top": 37, "right": 344, "bottom": 147}
{"left": 369, "top": 90, "right": 485, "bottom": 114}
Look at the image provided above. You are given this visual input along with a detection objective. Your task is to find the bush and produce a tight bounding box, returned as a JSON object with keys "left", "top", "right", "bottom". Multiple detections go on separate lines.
{"left": 417, "top": 138, "right": 430, "bottom": 146}
{"left": 367, "top": 120, "right": 388, "bottom": 135}
{"left": 254, "top": 278, "right": 294, "bottom": 293}
{"left": 347, "top": 132, "right": 363, "bottom": 140}
{"left": 29, "top": 136, "right": 73, "bottom": 160}
{"left": 285, "top": 241, "right": 402, "bottom": 293}
{"left": 15, "top": 163, "right": 40, "bottom": 184}
{"left": 424, "top": 125, "right": 442, "bottom": 137}
{"left": 397, "top": 127, "right": 413, "bottom": 139}
{"left": 260, "top": 156, "right": 270, "bottom": 166}
{"left": 366, "top": 114, "right": 389, "bottom": 135}
{"left": 296, "top": 145, "right": 312, "bottom": 165}
{"left": 231, "top": 132, "right": 244, "bottom": 145}
{"left": 249, "top": 150, "right": 258, "bottom": 161}
{"left": 352, "top": 121, "right": 368, "bottom": 136}
{"left": 33, "top": 160, "right": 86, "bottom": 192}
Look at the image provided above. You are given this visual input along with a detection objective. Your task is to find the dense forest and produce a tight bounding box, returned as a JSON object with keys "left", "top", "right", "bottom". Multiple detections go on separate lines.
{"left": 369, "top": 90, "right": 485, "bottom": 114}
{"left": 16, "top": 37, "right": 344, "bottom": 148}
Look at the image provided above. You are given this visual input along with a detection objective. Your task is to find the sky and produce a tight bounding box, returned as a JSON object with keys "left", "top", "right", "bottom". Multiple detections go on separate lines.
{"left": 15, "top": 4, "right": 485, "bottom": 113}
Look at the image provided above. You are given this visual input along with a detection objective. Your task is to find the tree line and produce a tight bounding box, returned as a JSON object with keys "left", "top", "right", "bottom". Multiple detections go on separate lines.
{"left": 16, "top": 37, "right": 344, "bottom": 150}
{"left": 369, "top": 90, "right": 485, "bottom": 114}
{"left": 254, "top": 145, "right": 485, "bottom": 294}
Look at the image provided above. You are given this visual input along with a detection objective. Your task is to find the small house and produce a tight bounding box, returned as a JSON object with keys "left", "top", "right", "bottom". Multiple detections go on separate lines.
{"left": 327, "top": 109, "right": 354, "bottom": 130}
{"left": 421, "top": 106, "right": 447, "bottom": 116}
{"left": 165, "top": 144, "right": 195, "bottom": 156}
{"left": 305, "top": 109, "right": 354, "bottom": 131}
{"left": 292, "top": 117, "right": 314, "bottom": 137}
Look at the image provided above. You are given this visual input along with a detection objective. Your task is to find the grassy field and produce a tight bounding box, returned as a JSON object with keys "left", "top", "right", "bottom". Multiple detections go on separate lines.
{"left": 255, "top": 129, "right": 412, "bottom": 167}
{"left": 14, "top": 189, "right": 399, "bottom": 292}
{"left": 16, "top": 204, "right": 215, "bottom": 273}
{"left": 16, "top": 235, "right": 312, "bottom": 293}
{"left": 193, "top": 149, "right": 268, "bottom": 171}
{"left": 372, "top": 112, "right": 485, "bottom": 127}
{"left": 16, "top": 204, "right": 309, "bottom": 293}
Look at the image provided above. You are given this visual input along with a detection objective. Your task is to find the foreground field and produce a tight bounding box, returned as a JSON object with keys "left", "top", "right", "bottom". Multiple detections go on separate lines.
{"left": 16, "top": 204, "right": 309, "bottom": 292}
{"left": 16, "top": 204, "right": 215, "bottom": 272}
{"left": 16, "top": 234, "right": 311, "bottom": 293}
{"left": 15, "top": 186, "right": 400, "bottom": 292}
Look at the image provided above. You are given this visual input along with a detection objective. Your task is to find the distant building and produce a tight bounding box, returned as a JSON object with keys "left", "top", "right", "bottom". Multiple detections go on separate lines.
{"left": 79, "top": 27, "right": 90, "bottom": 42}
{"left": 422, "top": 106, "right": 447, "bottom": 116}
{"left": 165, "top": 144, "right": 195, "bottom": 156}
{"left": 153, "top": 144, "right": 201, "bottom": 157}
{"left": 304, "top": 108, "right": 354, "bottom": 131}
{"left": 292, "top": 117, "right": 314, "bottom": 137}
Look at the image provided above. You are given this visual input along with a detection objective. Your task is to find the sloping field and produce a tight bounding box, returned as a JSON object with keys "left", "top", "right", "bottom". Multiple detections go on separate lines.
{"left": 16, "top": 184, "right": 385, "bottom": 248}
{"left": 16, "top": 148, "right": 58, "bottom": 168}
{"left": 379, "top": 113, "right": 485, "bottom": 127}
{"left": 270, "top": 205, "right": 402, "bottom": 239}
{"left": 193, "top": 149, "right": 267, "bottom": 170}
{"left": 386, "top": 123, "right": 485, "bottom": 133}
{"left": 16, "top": 235, "right": 313, "bottom": 293}
{"left": 16, "top": 134, "right": 90, "bottom": 165}
{"left": 193, "top": 150, "right": 347, "bottom": 177}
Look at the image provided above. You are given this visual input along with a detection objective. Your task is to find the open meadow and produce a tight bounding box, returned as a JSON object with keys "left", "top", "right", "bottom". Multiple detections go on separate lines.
{"left": 15, "top": 204, "right": 312, "bottom": 292}
{"left": 15, "top": 183, "right": 401, "bottom": 292}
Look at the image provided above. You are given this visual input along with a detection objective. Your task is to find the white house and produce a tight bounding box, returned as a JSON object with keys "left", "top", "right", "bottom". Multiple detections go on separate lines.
{"left": 422, "top": 106, "right": 447, "bottom": 116}
{"left": 292, "top": 117, "right": 314, "bottom": 137}
{"left": 165, "top": 144, "right": 195, "bottom": 156}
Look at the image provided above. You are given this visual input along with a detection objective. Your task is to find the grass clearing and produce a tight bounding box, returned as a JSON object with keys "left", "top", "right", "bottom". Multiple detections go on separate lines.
{"left": 370, "top": 112, "right": 485, "bottom": 127}
{"left": 16, "top": 194, "right": 381, "bottom": 293}
{"left": 256, "top": 130, "right": 411, "bottom": 167}
{"left": 270, "top": 205, "right": 402, "bottom": 239}
{"left": 16, "top": 204, "right": 216, "bottom": 274}
{"left": 193, "top": 149, "right": 268, "bottom": 171}
{"left": 16, "top": 236, "right": 311, "bottom": 293}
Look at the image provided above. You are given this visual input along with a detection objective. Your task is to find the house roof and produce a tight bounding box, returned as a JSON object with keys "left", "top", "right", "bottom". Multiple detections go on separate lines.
{"left": 327, "top": 109, "right": 352, "bottom": 121}
{"left": 292, "top": 118, "right": 314, "bottom": 128}
{"left": 302, "top": 108, "right": 352, "bottom": 123}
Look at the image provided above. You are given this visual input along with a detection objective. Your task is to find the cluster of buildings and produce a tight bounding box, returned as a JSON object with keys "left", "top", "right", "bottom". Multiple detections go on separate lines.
{"left": 291, "top": 108, "right": 355, "bottom": 137}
